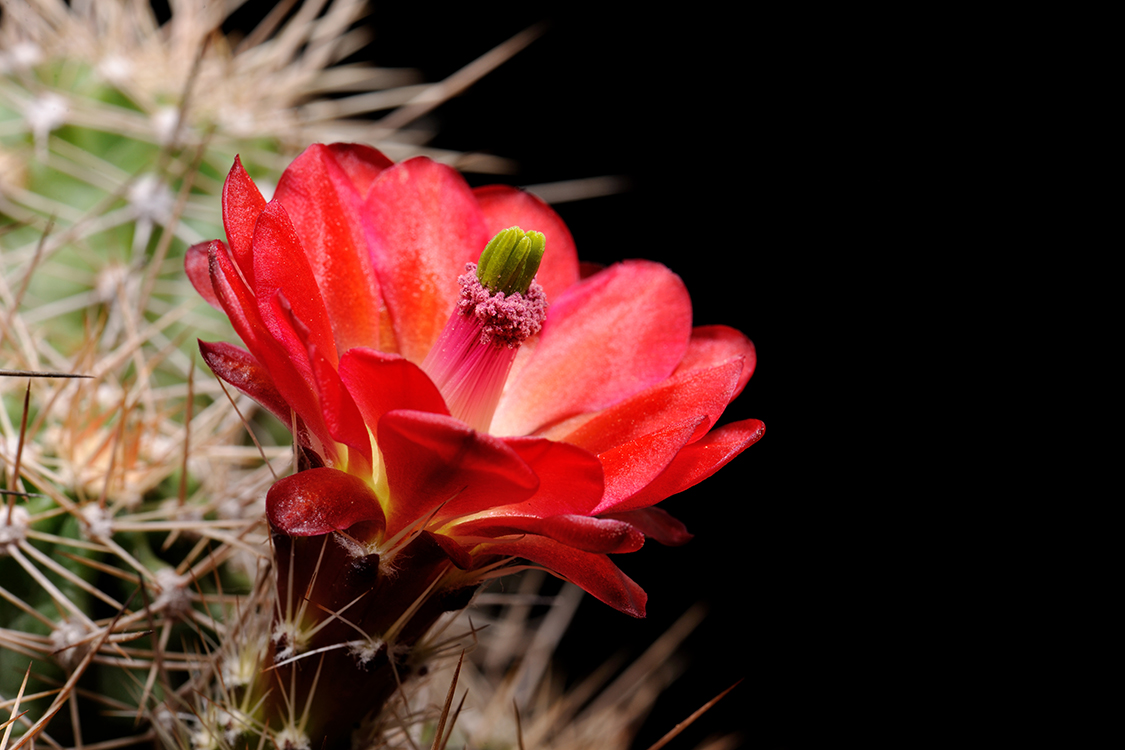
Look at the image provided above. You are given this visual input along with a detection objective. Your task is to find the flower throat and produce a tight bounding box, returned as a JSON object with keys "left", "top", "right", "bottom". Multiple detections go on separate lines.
{"left": 421, "top": 227, "right": 548, "bottom": 432}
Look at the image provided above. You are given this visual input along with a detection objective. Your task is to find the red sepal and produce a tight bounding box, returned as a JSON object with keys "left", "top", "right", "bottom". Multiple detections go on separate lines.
{"left": 197, "top": 340, "right": 290, "bottom": 425}
{"left": 185, "top": 241, "right": 222, "bottom": 310}
{"left": 339, "top": 348, "right": 450, "bottom": 430}
{"left": 602, "top": 507, "right": 693, "bottom": 546}
{"left": 207, "top": 237, "right": 265, "bottom": 353}
{"left": 593, "top": 416, "right": 705, "bottom": 514}
{"left": 266, "top": 467, "right": 385, "bottom": 537}
{"left": 480, "top": 536, "right": 647, "bottom": 618}
{"left": 423, "top": 531, "right": 473, "bottom": 570}
{"left": 251, "top": 201, "right": 338, "bottom": 369}
{"left": 273, "top": 143, "right": 390, "bottom": 353}
{"left": 450, "top": 514, "right": 643, "bottom": 554}
{"left": 222, "top": 155, "right": 266, "bottom": 280}
{"left": 607, "top": 419, "right": 766, "bottom": 514}
{"left": 496, "top": 436, "right": 604, "bottom": 516}
{"left": 376, "top": 410, "right": 538, "bottom": 540}
{"left": 673, "top": 325, "right": 757, "bottom": 400}
{"left": 559, "top": 357, "right": 744, "bottom": 454}
{"left": 276, "top": 294, "right": 373, "bottom": 474}
{"left": 305, "top": 339, "right": 373, "bottom": 475}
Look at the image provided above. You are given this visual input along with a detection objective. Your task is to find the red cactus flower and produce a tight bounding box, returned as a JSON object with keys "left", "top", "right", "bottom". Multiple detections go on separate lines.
{"left": 186, "top": 143, "right": 764, "bottom": 617}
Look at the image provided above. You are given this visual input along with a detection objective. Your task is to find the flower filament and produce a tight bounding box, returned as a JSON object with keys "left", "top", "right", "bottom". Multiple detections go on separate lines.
{"left": 422, "top": 227, "right": 547, "bottom": 432}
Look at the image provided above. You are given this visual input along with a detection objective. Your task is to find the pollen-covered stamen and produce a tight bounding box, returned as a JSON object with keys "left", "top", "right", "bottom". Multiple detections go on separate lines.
{"left": 456, "top": 263, "right": 547, "bottom": 347}
{"left": 422, "top": 227, "right": 548, "bottom": 433}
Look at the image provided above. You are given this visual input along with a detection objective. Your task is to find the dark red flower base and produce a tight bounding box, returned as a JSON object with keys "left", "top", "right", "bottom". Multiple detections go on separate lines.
{"left": 257, "top": 527, "right": 474, "bottom": 747}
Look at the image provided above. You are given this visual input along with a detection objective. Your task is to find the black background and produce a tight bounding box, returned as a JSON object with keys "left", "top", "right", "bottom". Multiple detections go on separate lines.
{"left": 359, "top": 6, "right": 831, "bottom": 749}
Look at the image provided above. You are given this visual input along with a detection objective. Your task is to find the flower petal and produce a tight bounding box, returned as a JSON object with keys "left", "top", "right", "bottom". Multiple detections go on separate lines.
{"left": 422, "top": 531, "right": 474, "bottom": 570}
{"left": 269, "top": 290, "right": 370, "bottom": 471}
{"left": 207, "top": 238, "right": 264, "bottom": 352}
{"left": 209, "top": 241, "right": 334, "bottom": 458}
{"left": 222, "top": 155, "right": 267, "bottom": 282}
{"left": 364, "top": 157, "right": 490, "bottom": 363}
{"left": 338, "top": 348, "right": 450, "bottom": 430}
{"left": 376, "top": 410, "right": 538, "bottom": 540}
{"left": 493, "top": 260, "right": 692, "bottom": 436}
{"left": 450, "top": 514, "right": 643, "bottom": 554}
{"left": 491, "top": 436, "right": 603, "bottom": 516}
{"left": 266, "top": 467, "right": 385, "bottom": 537}
{"left": 608, "top": 419, "right": 766, "bottom": 513}
{"left": 553, "top": 357, "right": 744, "bottom": 454}
{"left": 248, "top": 292, "right": 337, "bottom": 464}
{"left": 672, "top": 325, "right": 757, "bottom": 400}
{"left": 601, "top": 507, "right": 693, "bottom": 546}
{"left": 185, "top": 241, "right": 221, "bottom": 310}
{"left": 317, "top": 142, "right": 394, "bottom": 200}
{"left": 592, "top": 416, "right": 705, "bottom": 515}
{"left": 197, "top": 340, "right": 290, "bottom": 424}
{"left": 304, "top": 340, "right": 373, "bottom": 475}
{"left": 251, "top": 200, "right": 338, "bottom": 369}
{"left": 274, "top": 143, "right": 390, "bottom": 353}
{"left": 479, "top": 536, "right": 647, "bottom": 617}
{"left": 473, "top": 185, "right": 579, "bottom": 302}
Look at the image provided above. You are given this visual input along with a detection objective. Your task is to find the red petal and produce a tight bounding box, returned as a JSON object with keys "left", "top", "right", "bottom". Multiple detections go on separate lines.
{"left": 423, "top": 531, "right": 473, "bottom": 570}
{"left": 592, "top": 417, "right": 705, "bottom": 514}
{"left": 253, "top": 292, "right": 339, "bottom": 464}
{"left": 492, "top": 436, "right": 603, "bottom": 516}
{"left": 473, "top": 185, "right": 580, "bottom": 302}
{"left": 673, "top": 325, "right": 757, "bottom": 400}
{"left": 493, "top": 261, "right": 692, "bottom": 436}
{"left": 601, "top": 507, "right": 693, "bottom": 546}
{"left": 207, "top": 238, "right": 264, "bottom": 352}
{"left": 251, "top": 201, "right": 338, "bottom": 369}
{"left": 376, "top": 410, "right": 538, "bottom": 540}
{"left": 554, "top": 357, "right": 744, "bottom": 454}
{"left": 364, "top": 157, "right": 490, "bottom": 363}
{"left": 185, "top": 241, "right": 222, "bottom": 310}
{"left": 270, "top": 291, "right": 370, "bottom": 470}
{"left": 319, "top": 143, "right": 394, "bottom": 200}
{"left": 609, "top": 419, "right": 766, "bottom": 513}
{"left": 304, "top": 340, "right": 373, "bottom": 474}
{"left": 338, "top": 349, "right": 449, "bottom": 430}
{"left": 274, "top": 144, "right": 388, "bottom": 353}
{"left": 208, "top": 241, "right": 335, "bottom": 459}
{"left": 197, "top": 340, "right": 290, "bottom": 424}
{"left": 450, "top": 514, "right": 643, "bottom": 554}
{"left": 480, "top": 536, "right": 647, "bottom": 617}
{"left": 222, "top": 155, "right": 267, "bottom": 282}
{"left": 266, "top": 467, "right": 385, "bottom": 537}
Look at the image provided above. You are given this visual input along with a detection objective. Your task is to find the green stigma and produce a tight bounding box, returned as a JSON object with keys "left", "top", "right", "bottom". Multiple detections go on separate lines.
{"left": 476, "top": 226, "right": 545, "bottom": 296}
